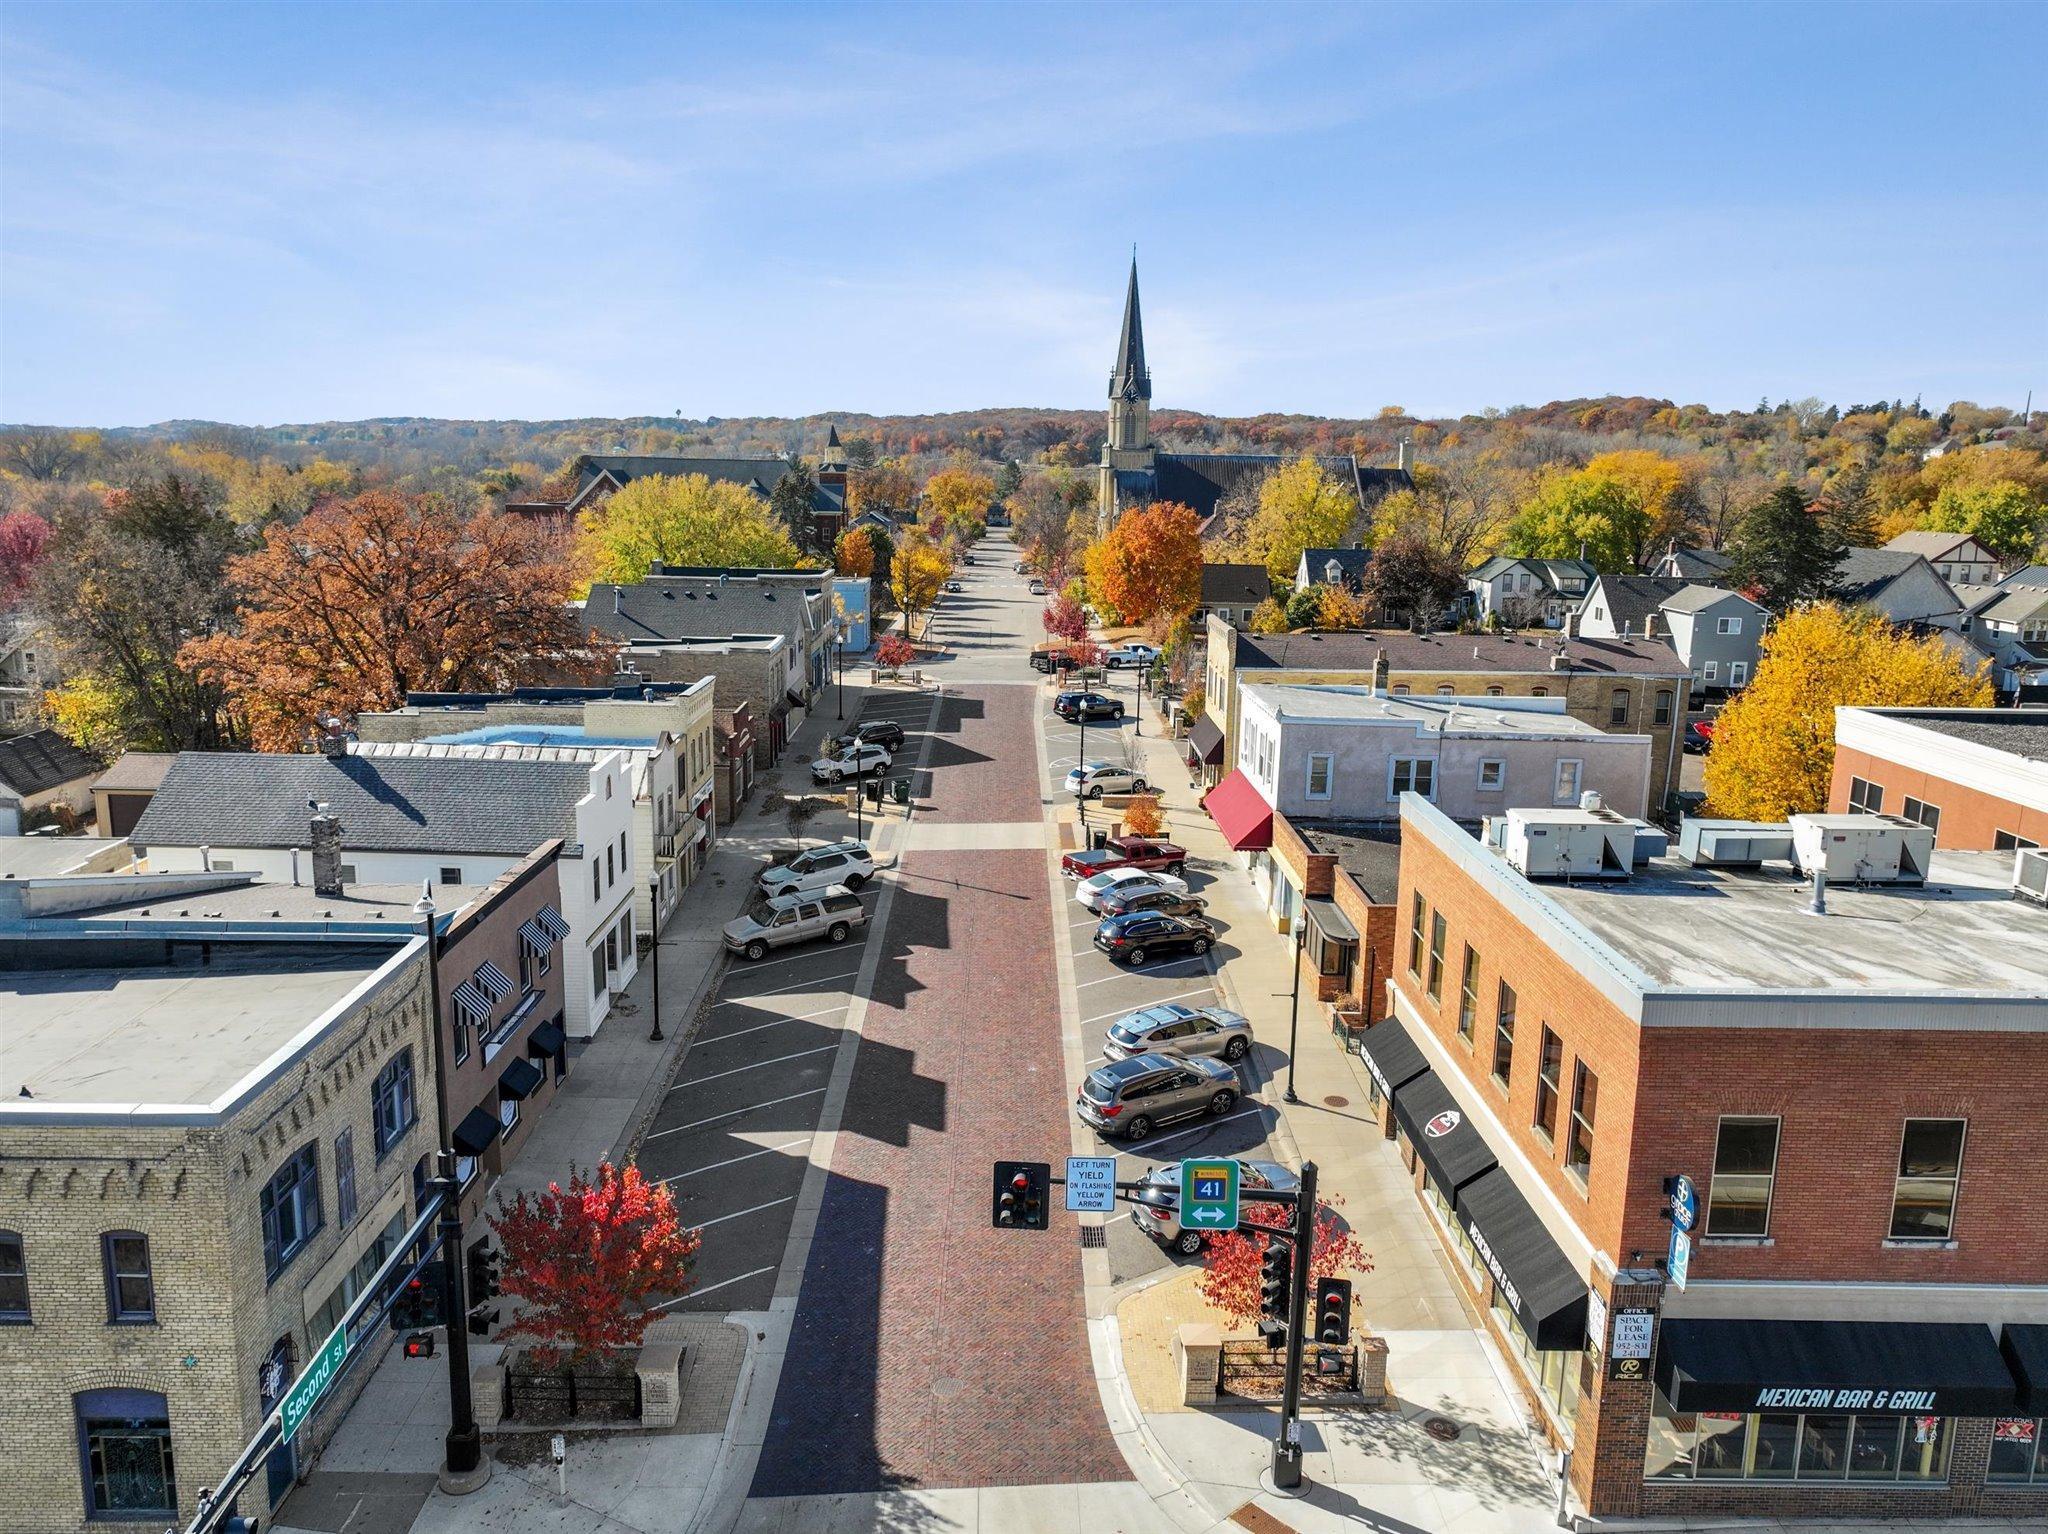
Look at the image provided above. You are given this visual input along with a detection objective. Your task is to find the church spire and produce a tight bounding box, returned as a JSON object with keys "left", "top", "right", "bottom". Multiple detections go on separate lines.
{"left": 1110, "top": 254, "right": 1150, "bottom": 402}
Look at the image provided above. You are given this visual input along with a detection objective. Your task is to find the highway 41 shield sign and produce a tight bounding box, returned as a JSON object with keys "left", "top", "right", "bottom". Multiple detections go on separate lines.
{"left": 1180, "top": 1158, "right": 1240, "bottom": 1233}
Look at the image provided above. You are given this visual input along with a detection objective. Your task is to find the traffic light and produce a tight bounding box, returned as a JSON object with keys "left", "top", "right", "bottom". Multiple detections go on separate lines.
{"left": 402, "top": 1330, "right": 436, "bottom": 1359}
{"left": 1314, "top": 1276, "right": 1353, "bottom": 1347}
{"left": 467, "top": 1242, "right": 503, "bottom": 1337}
{"left": 991, "top": 1160, "right": 1050, "bottom": 1230}
{"left": 1259, "top": 1235, "right": 1292, "bottom": 1323}
{"left": 390, "top": 1260, "right": 446, "bottom": 1331}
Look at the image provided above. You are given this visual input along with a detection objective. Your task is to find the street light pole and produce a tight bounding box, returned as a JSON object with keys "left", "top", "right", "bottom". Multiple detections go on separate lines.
{"left": 647, "top": 876, "right": 664, "bottom": 1043}
{"left": 836, "top": 640, "right": 845, "bottom": 722}
{"left": 1285, "top": 913, "right": 1306, "bottom": 1105}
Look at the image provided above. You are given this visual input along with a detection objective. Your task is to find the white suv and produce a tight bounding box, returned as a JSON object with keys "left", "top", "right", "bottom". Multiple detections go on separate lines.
{"left": 811, "top": 742, "right": 893, "bottom": 784}
{"left": 759, "top": 840, "right": 875, "bottom": 897}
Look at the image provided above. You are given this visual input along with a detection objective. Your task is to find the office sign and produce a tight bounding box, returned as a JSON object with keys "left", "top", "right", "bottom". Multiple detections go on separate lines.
{"left": 1609, "top": 1307, "right": 1655, "bottom": 1382}
{"left": 1064, "top": 1156, "right": 1116, "bottom": 1213}
{"left": 280, "top": 1323, "right": 349, "bottom": 1443}
{"left": 1180, "top": 1158, "right": 1240, "bottom": 1232}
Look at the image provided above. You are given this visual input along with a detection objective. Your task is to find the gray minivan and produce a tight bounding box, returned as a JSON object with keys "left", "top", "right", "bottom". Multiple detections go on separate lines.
{"left": 723, "top": 885, "right": 867, "bottom": 961}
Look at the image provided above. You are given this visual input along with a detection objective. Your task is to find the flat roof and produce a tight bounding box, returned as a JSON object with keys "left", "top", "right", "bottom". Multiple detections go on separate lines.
{"left": 1535, "top": 848, "right": 2048, "bottom": 992}
{"left": 66, "top": 878, "right": 479, "bottom": 926}
{"left": 0, "top": 837, "right": 125, "bottom": 879}
{"left": 3, "top": 955, "right": 391, "bottom": 1108}
{"left": 1857, "top": 708, "right": 2048, "bottom": 760}
{"left": 1290, "top": 819, "right": 1404, "bottom": 904}
{"left": 428, "top": 725, "right": 662, "bottom": 750}
{"left": 1243, "top": 684, "right": 1609, "bottom": 738}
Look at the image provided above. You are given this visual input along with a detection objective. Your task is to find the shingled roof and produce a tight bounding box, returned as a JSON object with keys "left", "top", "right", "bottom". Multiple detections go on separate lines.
{"left": 129, "top": 752, "right": 597, "bottom": 856}
{"left": 570, "top": 454, "right": 844, "bottom": 516}
{"left": 1201, "top": 563, "right": 1272, "bottom": 606}
{"left": 0, "top": 729, "right": 101, "bottom": 800}
{"left": 584, "top": 578, "right": 812, "bottom": 647}
{"left": 1232, "top": 628, "right": 1690, "bottom": 678}
{"left": 1583, "top": 575, "right": 1688, "bottom": 635}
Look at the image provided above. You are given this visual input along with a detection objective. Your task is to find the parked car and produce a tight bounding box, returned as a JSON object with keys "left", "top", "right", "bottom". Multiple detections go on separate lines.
{"left": 1103, "top": 1002, "right": 1250, "bottom": 1064}
{"left": 1684, "top": 719, "right": 1716, "bottom": 754}
{"left": 1028, "top": 578, "right": 1047, "bottom": 595}
{"left": 827, "top": 719, "right": 905, "bottom": 754}
{"left": 1073, "top": 866, "right": 1189, "bottom": 912}
{"left": 1075, "top": 1052, "right": 1240, "bottom": 1143}
{"left": 1130, "top": 1158, "right": 1297, "bottom": 1254}
{"left": 1103, "top": 643, "right": 1160, "bottom": 670}
{"left": 1029, "top": 646, "right": 1063, "bottom": 673}
{"left": 1054, "top": 691, "right": 1124, "bottom": 723}
{"left": 759, "top": 840, "right": 875, "bottom": 897}
{"left": 723, "top": 885, "right": 867, "bottom": 961}
{"left": 1063, "top": 760, "right": 1150, "bottom": 799}
{"left": 1094, "top": 910, "right": 1217, "bottom": 966}
{"left": 811, "top": 742, "right": 894, "bottom": 783}
{"left": 1096, "top": 883, "right": 1206, "bottom": 920}
{"left": 1061, "top": 835, "right": 1189, "bottom": 881}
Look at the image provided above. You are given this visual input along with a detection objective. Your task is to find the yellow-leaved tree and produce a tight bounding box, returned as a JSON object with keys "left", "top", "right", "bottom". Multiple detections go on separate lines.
{"left": 1703, "top": 605, "right": 1992, "bottom": 821}
{"left": 1315, "top": 584, "right": 1367, "bottom": 630}
{"left": 921, "top": 468, "right": 996, "bottom": 537}
{"left": 579, "top": 474, "right": 799, "bottom": 589}
{"left": 1245, "top": 456, "right": 1356, "bottom": 583}
{"left": 890, "top": 531, "right": 952, "bottom": 635}
{"left": 1248, "top": 597, "right": 1290, "bottom": 634}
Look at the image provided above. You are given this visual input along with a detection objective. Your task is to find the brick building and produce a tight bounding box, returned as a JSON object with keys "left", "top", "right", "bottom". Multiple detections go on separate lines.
{"left": 1831, "top": 706, "right": 2048, "bottom": 851}
{"left": 1357, "top": 795, "right": 2048, "bottom": 1522}
{"left": 609, "top": 634, "right": 795, "bottom": 766}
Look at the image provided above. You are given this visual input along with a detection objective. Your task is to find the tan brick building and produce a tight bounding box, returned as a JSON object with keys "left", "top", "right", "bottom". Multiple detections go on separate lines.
{"left": 1354, "top": 795, "right": 2048, "bottom": 1522}
{"left": 1831, "top": 706, "right": 2048, "bottom": 851}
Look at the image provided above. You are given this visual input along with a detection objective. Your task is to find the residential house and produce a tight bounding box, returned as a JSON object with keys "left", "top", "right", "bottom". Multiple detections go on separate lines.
{"left": 0, "top": 727, "right": 100, "bottom": 835}
{"left": 1885, "top": 531, "right": 2002, "bottom": 588}
{"left": 128, "top": 749, "right": 637, "bottom": 1036}
{"left": 1467, "top": 557, "right": 1598, "bottom": 629}
{"left": 510, "top": 451, "right": 848, "bottom": 549}
{"left": 1195, "top": 563, "right": 1272, "bottom": 629}
{"left": 1946, "top": 580, "right": 2048, "bottom": 695}
{"left": 1644, "top": 543, "right": 1733, "bottom": 583}
{"left": 1831, "top": 706, "right": 2048, "bottom": 849}
{"left": 0, "top": 613, "right": 55, "bottom": 733}
{"left": 1575, "top": 576, "right": 1767, "bottom": 693}
{"left": 1293, "top": 548, "right": 1372, "bottom": 595}
{"left": 1203, "top": 617, "right": 1692, "bottom": 810}
{"left": 90, "top": 751, "right": 175, "bottom": 837}
{"left": 1832, "top": 547, "right": 1961, "bottom": 626}
{"left": 1374, "top": 794, "right": 2048, "bottom": 1522}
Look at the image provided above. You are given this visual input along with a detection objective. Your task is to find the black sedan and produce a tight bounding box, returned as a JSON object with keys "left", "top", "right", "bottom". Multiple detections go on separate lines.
{"left": 829, "top": 719, "right": 906, "bottom": 754}
{"left": 1094, "top": 910, "right": 1216, "bottom": 966}
{"left": 1055, "top": 691, "right": 1124, "bottom": 723}
{"left": 1096, "top": 884, "right": 1207, "bottom": 920}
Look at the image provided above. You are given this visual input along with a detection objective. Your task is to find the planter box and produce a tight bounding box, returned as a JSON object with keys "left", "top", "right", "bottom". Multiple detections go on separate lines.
{"left": 504, "top": 1352, "right": 642, "bottom": 1424}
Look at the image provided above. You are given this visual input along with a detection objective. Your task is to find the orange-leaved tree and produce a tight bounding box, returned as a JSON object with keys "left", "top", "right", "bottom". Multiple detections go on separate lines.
{"left": 834, "top": 525, "right": 876, "bottom": 578}
{"left": 1198, "top": 1193, "right": 1371, "bottom": 1328}
{"left": 183, "top": 490, "right": 608, "bottom": 750}
{"left": 921, "top": 467, "right": 995, "bottom": 536}
{"left": 1122, "top": 795, "right": 1165, "bottom": 837}
{"left": 490, "top": 1161, "right": 699, "bottom": 1370}
{"left": 1082, "top": 502, "right": 1201, "bottom": 626}
{"left": 1703, "top": 604, "right": 1992, "bottom": 821}
{"left": 1315, "top": 584, "right": 1366, "bottom": 630}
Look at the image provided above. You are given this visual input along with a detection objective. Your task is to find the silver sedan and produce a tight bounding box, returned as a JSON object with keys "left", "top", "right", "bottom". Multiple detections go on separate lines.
{"left": 1102, "top": 1002, "right": 1252, "bottom": 1064}
{"left": 1130, "top": 1158, "right": 1300, "bottom": 1255}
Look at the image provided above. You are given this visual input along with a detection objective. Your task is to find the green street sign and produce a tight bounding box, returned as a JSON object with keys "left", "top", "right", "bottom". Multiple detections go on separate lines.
{"left": 1180, "top": 1157, "right": 1240, "bottom": 1233}
{"left": 280, "top": 1323, "right": 349, "bottom": 1443}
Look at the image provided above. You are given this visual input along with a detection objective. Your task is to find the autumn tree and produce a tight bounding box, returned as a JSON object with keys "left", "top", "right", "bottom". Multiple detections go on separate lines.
{"left": 1198, "top": 1194, "right": 1371, "bottom": 1328}
{"left": 1371, "top": 454, "right": 1521, "bottom": 565}
{"left": 185, "top": 492, "right": 605, "bottom": 751}
{"left": 1042, "top": 592, "right": 1089, "bottom": 643}
{"left": 1703, "top": 605, "right": 1992, "bottom": 821}
{"left": 922, "top": 467, "right": 996, "bottom": 537}
{"left": 1082, "top": 502, "right": 1201, "bottom": 626}
{"left": 890, "top": 530, "right": 952, "bottom": 635}
{"left": 1315, "top": 583, "right": 1366, "bottom": 630}
{"left": 1245, "top": 456, "right": 1356, "bottom": 583}
{"left": 1121, "top": 795, "right": 1165, "bottom": 838}
{"left": 834, "top": 525, "right": 876, "bottom": 578}
{"left": 579, "top": 474, "right": 800, "bottom": 587}
{"left": 848, "top": 462, "right": 917, "bottom": 519}
{"left": 1816, "top": 461, "right": 1880, "bottom": 548}
{"left": 490, "top": 1162, "right": 700, "bottom": 1369}
{"left": 1922, "top": 479, "right": 2045, "bottom": 564}
{"left": 1505, "top": 455, "right": 1668, "bottom": 573}
{"left": 769, "top": 458, "right": 827, "bottom": 556}
{"left": 0, "top": 510, "right": 51, "bottom": 604}
{"left": 875, "top": 632, "right": 917, "bottom": 668}
{"left": 1726, "top": 485, "right": 1845, "bottom": 612}
{"left": 1362, "top": 532, "right": 1465, "bottom": 630}
{"left": 1249, "top": 597, "right": 1290, "bottom": 634}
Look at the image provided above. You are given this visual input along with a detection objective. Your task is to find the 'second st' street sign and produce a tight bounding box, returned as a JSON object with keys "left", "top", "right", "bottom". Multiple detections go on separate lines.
{"left": 280, "top": 1323, "right": 349, "bottom": 1443}
{"left": 1180, "top": 1158, "right": 1240, "bottom": 1232}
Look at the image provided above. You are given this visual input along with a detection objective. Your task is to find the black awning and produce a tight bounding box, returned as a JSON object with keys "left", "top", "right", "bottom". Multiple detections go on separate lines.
{"left": 498, "top": 1056, "right": 545, "bottom": 1102}
{"left": 1655, "top": 1318, "right": 2018, "bottom": 1417}
{"left": 1453, "top": 1169, "right": 1587, "bottom": 1351}
{"left": 1390, "top": 1071, "right": 1497, "bottom": 1196}
{"left": 451, "top": 1105, "right": 501, "bottom": 1158}
{"left": 1356, "top": 1016, "right": 1430, "bottom": 1098}
{"left": 2001, "top": 1324, "right": 2048, "bottom": 1411}
{"left": 1187, "top": 712, "right": 1224, "bottom": 765}
{"left": 1304, "top": 895, "right": 1358, "bottom": 944}
{"left": 527, "top": 1021, "right": 566, "bottom": 1060}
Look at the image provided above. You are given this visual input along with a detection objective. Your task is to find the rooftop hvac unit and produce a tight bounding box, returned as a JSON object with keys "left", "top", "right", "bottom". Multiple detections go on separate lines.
{"left": 1789, "top": 814, "right": 1931, "bottom": 886}
{"left": 2015, "top": 847, "right": 2048, "bottom": 906}
{"left": 1677, "top": 818, "right": 1796, "bottom": 869}
{"left": 1501, "top": 808, "right": 1633, "bottom": 881}
{"left": 1625, "top": 818, "right": 1669, "bottom": 866}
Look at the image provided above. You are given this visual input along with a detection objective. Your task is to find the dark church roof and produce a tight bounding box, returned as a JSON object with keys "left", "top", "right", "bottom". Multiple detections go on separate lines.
{"left": 1110, "top": 257, "right": 1150, "bottom": 402}
{"left": 1143, "top": 453, "right": 1407, "bottom": 522}
{"left": 570, "top": 454, "right": 843, "bottom": 517}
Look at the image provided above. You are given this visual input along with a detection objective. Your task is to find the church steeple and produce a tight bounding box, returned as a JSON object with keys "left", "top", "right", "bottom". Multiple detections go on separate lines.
{"left": 1109, "top": 255, "right": 1151, "bottom": 403}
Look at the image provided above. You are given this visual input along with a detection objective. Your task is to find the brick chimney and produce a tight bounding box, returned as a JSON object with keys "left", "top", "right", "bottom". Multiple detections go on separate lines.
{"left": 1371, "top": 649, "right": 1390, "bottom": 697}
{"left": 310, "top": 802, "right": 345, "bottom": 898}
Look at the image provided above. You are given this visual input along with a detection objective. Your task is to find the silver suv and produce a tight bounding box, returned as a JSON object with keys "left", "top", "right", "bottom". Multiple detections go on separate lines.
{"left": 723, "top": 885, "right": 867, "bottom": 961}
{"left": 1131, "top": 1158, "right": 1299, "bottom": 1255}
{"left": 759, "top": 841, "right": 874, "bottom": 898}
{"left": 1074, "top": 1052, "right": 1240, "bottom": 1143}
{"left": 1103, "top": 1003, "right": 1252, "bottom": 1064}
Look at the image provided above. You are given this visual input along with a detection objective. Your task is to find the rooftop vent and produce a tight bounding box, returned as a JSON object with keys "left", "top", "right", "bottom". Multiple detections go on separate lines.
{"left": 1677, "top": 818, "right": 1796, "bottom": 869}
{"left": 1790, "top": 814, "right": 1931, "bottom": 886}
{"left": 2014, "top": 847, "right": 2048, "bottom": 906}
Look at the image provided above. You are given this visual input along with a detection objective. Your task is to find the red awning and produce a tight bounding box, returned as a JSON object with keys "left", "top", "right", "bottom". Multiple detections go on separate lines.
{"left": 1205, "top": 769, "right": 1274, "bottom": 851}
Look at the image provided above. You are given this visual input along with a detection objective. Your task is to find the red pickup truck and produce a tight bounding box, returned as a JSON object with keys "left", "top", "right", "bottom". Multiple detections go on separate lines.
{"left": 1061, "top": 835, "right": 1188, "bottom": 880}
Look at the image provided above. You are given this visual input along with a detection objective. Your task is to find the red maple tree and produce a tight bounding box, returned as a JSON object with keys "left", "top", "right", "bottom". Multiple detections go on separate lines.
{"left": 875, "top": 632, "right": 917, "bottom": 668}
{"left": 489, "top": 1161, "right": 699, "bottom": 1369}
{"left": 1042, "top": 593, "right": 1088, "bottom": 642}
{"left": 1198, "top": 1193, "right": 1371, "bottom": 1328}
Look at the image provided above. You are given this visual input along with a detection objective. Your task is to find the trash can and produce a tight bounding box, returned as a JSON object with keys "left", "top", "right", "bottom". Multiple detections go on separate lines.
{"left": 1091, "top": 828, "right": 1110, "bottom": 851}
{"left": 890, "top": 778, "right": 912, "bottom": 806}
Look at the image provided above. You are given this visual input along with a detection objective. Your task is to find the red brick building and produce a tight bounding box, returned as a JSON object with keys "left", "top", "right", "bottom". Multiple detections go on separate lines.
{"left": 1831, "top": 707, "right": 2048, "bottom": 851}
{"left": 1357, "top": 794, "right": 2048, "bottom": 1521}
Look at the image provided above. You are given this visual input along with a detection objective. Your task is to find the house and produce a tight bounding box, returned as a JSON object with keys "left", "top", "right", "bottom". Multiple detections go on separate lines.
{"left": 1377, "top": 794, "right": 2048, "bottom": 1522}
{"left": 354, "top": 679, "right": 720, "bottom": 924}
{"left": 1832, "top": 547, "right": 1961, "bottom": 625}
{"left": 1294, "top": 547, "right": 1371, "bottom": 594}
{"left": 1574, "top": 576, "right": 1767, "bottom": 692}
{"left": 1203, "top": 617, "right": 1693, "bottom": 810}
{"left": 1466, "top": 556, "right": 1597, "bottom": 629}
{"left": 1644, "top": 543, "right": 1733, "bottom": 583}
{"left": 0, "top": 727, "right": 100, "bottom": 835}
{"left": 511, "top": 451, "right": 848, "bottom": 547}
{"left": 0, "top": 612, "right": 56, "bottom": 733}
{"left": 1944, "top": 579, "right": 2048, "bottom": 695}
{"left": 89, "top": 751, "right": 175, "bottom": 837}
{"left": 128, "top": 748, "right": 638, "bottom": 1036}
{"left": 1885, "top": 530, "right": 2002, "bottom": 588}
{"left": 1093, "top": 259, "right": 1408, "bottom": 527}
{"left": 1196, "top": 563, "right": 1272, "bottom": 628}
{"left": 1831, "top": 706, "right": 2048, "bottom": 849}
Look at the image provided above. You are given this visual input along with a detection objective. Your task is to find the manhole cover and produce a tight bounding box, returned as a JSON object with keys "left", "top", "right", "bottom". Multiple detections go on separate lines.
{"left": 1323, "top": 1095, "right": 1349, "bottom": 1108}
{"left": 931, "top": 1377, "right": 964, "bottom": 1399}
{"left": 1080, "top": 1227, "right": 1106, "bottom": 1249}
{"left": 1424, "top": 1416, "right": 1462, "bottom": 1442}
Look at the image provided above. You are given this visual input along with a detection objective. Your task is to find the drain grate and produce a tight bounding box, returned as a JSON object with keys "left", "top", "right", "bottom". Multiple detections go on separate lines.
{"left": 1424, "top": 1415, "right": 1462, "bottom": 1442}
{"left": 1079, "top": 1226, "right": 1107, "bottom": 1248}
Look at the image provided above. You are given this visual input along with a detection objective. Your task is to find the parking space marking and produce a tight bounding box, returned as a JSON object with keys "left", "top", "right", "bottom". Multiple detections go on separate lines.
{"left": 700, "top": 1003, "right": 850, "bottom": 1045}
{"left": 732, "top": 938, "right": 870, "bottom": 972}
{"left": 1075, "top": 960, "right": 1213, "bottom": 987}
{"left": 649, "top": 1264, "right": 777, "bottom": 1311}
{"left": 656, "top": 1136, "right": 813, "bottom": 1185}
{"left": 667, "top": 1044, "right": 838, "bottom": 1091}
{"left": 713, "top": 968, "right": 864, "bottom": 1005}
{"left": 1108, "top": 1106, "right": 1269, "bottom": 1159}
{"left": 1079, "top": 988, "right": 1217, "bottom": 1026}
{"left": 696, "top": 1195, "right": 796, "bottom": 1229}
{"left": 642, "top": 1087, "right": 829, "bottom": 1141}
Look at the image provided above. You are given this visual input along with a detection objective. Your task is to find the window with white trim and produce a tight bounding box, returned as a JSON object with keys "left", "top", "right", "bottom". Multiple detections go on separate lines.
{"left": 1390, "top": 758, "right": 1435, "bottom": 800}
{"left": 1476, "top": 758, "right": 1505, "bottom": 791}
{"left": 1305, "top": 754, "right": 1332, "bottom": 800}
{"left": 1701, "top": 660, "right": 1718, "bottom": 683}
{"left": 1716, "top": 615, "right": 1743, "bottom": 635}
{"left": 1728, "top": 661, "right": 1748, "bottom": 686}
{"left": 1554, "top": 759, "right": 1583, "bottom": 803}
{"left": 1902, "top": 795, "right": 1941, "bottom": 833}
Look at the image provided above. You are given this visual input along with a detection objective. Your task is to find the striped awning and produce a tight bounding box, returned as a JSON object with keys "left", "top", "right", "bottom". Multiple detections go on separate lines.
{"left": 450, "top": 979, "right": 492, "bottom": 1024}
{"left": 473, "top": 960, "right": 514, "bottom": 1003}
{"left": 517, "top": 919, "right": 552, "bottom": 958}
{"left": 533, "top": 906, "right": 571, "bottom": 942}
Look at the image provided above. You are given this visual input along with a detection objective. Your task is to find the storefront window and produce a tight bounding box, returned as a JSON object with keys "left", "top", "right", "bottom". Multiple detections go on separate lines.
{"left": 1647, "top": 1398, "right": 1951, "bottom": 1483}
{"left": 1989, "top": 1417, "right": 2048, "bottom": 1483}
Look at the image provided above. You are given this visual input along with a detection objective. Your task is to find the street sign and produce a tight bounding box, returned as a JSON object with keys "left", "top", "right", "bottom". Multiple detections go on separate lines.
{"left": 1667, "top": 1173, "right": 1698, "bottom": 1232}
{"left": 1667, "top": 1224, "right": 1692, "bottom": 1291}
{"left": 1609, "top": 1306, "right": 1655, "bottom": 1382}
{"left": 279, "top": 1323, "right": 349, "bottom": 1443}
{"left": 1180, "top": 1158, "right": 1240, "bottom": 1232}
{"left": 1065, "top": 1156, "right": 1116, "bottom": 1213}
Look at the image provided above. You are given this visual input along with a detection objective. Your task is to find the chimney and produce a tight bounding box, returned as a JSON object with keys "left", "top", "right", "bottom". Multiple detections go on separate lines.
{"left": 1644, "top": 611, "right": 1661, "bottom": 639}
{"left": 613, "top": 588, "right": 622, "bottom": 614}
{"left": 1397, "top": 439, "right": 1412, "bottom": 472}
{"left": 310, "top": 803, "right": 345, "bottom": 898}
{"left": 312, "top": 714, "right": 351, "bottom": 758}
{"left": 1371, "top": 649, "right": 1390, "bottom": 698}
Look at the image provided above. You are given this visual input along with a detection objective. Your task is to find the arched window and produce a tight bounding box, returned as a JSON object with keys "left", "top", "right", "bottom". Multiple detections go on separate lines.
{"left": 0, "top": 1230, "right": 27, "bottom": 1322}
{"left": 75, "top": 1388, "right": 176, "bottom": 1519}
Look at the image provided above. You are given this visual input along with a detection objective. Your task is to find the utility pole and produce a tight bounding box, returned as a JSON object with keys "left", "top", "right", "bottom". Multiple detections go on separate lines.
{"left": 1272, "top": 1159, "right": 1319, "bottom": 1491}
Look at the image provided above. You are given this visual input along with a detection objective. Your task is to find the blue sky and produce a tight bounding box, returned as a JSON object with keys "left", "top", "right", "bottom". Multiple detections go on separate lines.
{"left": 3, "top": 1, "right": 2042, "bottom": 427}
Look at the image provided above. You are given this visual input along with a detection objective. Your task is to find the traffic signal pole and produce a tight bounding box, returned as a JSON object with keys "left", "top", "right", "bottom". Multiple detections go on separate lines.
{"left": 1273, "top": 1159, "right": 1318, "bottom": 1490}
{"left": 434, "top": 1157, "right": 486, "bottom": 1491}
